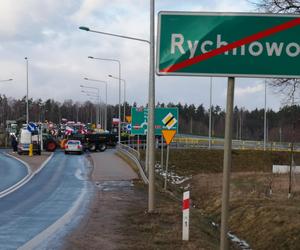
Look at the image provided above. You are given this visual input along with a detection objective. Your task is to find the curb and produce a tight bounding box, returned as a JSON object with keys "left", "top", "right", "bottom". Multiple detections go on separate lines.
{"left": 0, "top": 152, "right": 54, "bottom": 199}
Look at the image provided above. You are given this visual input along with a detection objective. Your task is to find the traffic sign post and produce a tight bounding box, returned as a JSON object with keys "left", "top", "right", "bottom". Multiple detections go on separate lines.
{"left": 161, "top": 135, "right": 164, "bottom": 181}
{"left": 27, "top": 122, "right": 37, "bottom": 157}
{"left": 162, "top": 130, "right": 177, "bottom": 190}
{"left": 157, "top": 12, "right": 300, "bottom": 78}
{"left": 220, "top": 77, "right": 235, "bottom": 250}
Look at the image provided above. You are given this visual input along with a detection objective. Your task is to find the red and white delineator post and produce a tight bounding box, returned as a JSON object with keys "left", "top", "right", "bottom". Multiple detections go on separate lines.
{"left": 182, "top": 191, "right": 190, "bottom": 241}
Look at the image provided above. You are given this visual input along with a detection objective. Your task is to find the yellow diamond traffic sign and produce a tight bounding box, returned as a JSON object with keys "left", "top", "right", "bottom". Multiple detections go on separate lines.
{"left": 162, "top": 112, "right": 177, "bottom": 129}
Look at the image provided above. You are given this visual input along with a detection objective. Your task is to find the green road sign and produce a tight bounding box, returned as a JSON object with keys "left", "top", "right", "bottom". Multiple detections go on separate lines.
{"left": 157, "top": 12, "right": 300, "bottom": 78}
{"left": 131, "top": 107, "right": 178, "bottom": 135}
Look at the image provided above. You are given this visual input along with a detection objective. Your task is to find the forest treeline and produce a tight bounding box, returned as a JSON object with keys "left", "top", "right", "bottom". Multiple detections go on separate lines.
{"left": 0, "top": 95, "right": 300, "bottom": 142}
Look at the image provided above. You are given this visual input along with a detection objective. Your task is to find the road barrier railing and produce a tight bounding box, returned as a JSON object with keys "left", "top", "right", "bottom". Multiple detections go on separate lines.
{"left": 117, "top": 142, "right": 148, "bottom": 184}
{"left": 172, "top": 136, "right": 300, "bottom": 151}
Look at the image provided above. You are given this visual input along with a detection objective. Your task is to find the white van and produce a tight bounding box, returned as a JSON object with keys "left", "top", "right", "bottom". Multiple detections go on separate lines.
{"left": 18, "top": 128, "right": 41, "bottom": 155}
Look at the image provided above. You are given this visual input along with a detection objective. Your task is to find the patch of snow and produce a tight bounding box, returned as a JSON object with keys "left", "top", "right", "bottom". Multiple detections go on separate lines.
{"left": 228, "top": 231, "right": 251, "bottom": 250}
{"left": 210, "top": 221, "right": 251, "bottom": 250}
{"left": 155, "top": 163, "right": 191, "bottom": 186}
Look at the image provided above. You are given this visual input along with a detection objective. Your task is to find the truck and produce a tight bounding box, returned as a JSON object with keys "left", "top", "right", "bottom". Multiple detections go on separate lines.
{"left": 69, "top": 132, "right": 116, "bottom": 152}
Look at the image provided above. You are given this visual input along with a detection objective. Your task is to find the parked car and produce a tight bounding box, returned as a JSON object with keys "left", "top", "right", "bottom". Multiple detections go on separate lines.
{"left": 64, "top": 140, "right": 83, "bottom": 155}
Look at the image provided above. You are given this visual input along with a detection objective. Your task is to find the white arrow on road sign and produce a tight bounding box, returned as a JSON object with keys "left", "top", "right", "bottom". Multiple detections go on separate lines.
{"left": 27, "top": 123, "right": 37, "bottom": 133}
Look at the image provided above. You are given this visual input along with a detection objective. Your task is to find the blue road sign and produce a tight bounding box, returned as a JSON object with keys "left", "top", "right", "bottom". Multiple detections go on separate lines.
{"left": 27, "top": 123, "right": 37, "bottom": 133}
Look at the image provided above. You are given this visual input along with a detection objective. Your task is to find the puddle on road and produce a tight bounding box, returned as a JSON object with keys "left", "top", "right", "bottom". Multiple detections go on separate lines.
{"left": 95, "top": 180, "right": 134, "bottom": 191}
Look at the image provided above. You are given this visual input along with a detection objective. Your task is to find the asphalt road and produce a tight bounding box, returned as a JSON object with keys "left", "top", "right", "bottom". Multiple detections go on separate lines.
{"left": 0, "top": 152, "right": 28, "bottom": 192}
{"left": 91, "top": 149, "right": 138, "bottom": 181}
{"left": 63, "top": 149, "right": 140, "bottom": 249}
{"left": 0, "top": 151, "right": 93, "bottom": 250}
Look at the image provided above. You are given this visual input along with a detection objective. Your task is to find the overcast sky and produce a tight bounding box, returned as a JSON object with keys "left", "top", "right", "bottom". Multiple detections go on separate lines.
{"left": 0, "top": 0, "right": 287, "bottom": 111}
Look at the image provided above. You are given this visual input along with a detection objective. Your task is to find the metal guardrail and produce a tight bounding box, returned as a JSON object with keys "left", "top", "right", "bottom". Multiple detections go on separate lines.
{"left": 117, "top": 142, "right": 148, "bottom": 184}
{"left": 119, "top": 141, "right": 141, "bottom": 160}
{"left": 172, "top": 137, "right": 300, "bottom": 151}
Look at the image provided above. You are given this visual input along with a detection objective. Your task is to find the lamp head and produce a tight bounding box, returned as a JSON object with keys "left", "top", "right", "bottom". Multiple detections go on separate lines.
{"left": 88, "top": 56, "right": 94, "bottom": 59}
{"left": 84, "top": 77, "right": 89, "bottom": 80}
{"left": 79, "top": 26, "right": 90, "bottom": 31}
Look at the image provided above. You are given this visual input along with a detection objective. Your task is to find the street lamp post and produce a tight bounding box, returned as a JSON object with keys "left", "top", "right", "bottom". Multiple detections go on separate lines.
{"left": 84, "top": 77, "right": 108, "bottom": 131}
{"left": 80, "top": 85, "right": 100, "bottom": 126}
{"left": 108, "top": 74, "right": 126, "bottom": 122}
{"left": 79, "top": 0, "right": 156, "bottom": 213}
{"left": 88, "top": 56, "right": 121, "bottom": 143}
{"left": 80, "top": 92, "right": 97, "bottom": 123}
{"left": 25, "top": 57, "right": 29, "bottom": 124}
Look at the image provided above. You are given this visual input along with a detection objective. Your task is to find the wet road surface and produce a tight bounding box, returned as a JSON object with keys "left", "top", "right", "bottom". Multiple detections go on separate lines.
{"left": 0, "top": 152, "right": 28, "bottom": 192}
{"left": 0, "top": 151, "right": 93, "bottom": 250}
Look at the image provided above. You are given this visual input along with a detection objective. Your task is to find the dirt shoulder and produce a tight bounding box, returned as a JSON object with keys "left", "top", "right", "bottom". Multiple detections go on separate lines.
{"left": 8, "top": 151, "right": 52, "bottom": 173}
{"left": 63, "top": 150, "right": 221, "bottom": 250}
{"left": 64, "top": 180, "right": 221, "bottom": 250}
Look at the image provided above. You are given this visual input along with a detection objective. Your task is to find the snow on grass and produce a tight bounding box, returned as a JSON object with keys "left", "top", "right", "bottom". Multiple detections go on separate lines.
{"left": 155, "top": 163, "right": 191, "bottom": 187}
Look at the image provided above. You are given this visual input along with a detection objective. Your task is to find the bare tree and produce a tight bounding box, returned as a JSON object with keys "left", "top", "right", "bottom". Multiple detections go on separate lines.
{"left": 254, "top": 0, "right": 300, "bottom": 13}
{"left": 267, "top": 78, "right": 300, "bottom": 105}
{"left": 254, "top": 0, "right": 300, "bottom": 103}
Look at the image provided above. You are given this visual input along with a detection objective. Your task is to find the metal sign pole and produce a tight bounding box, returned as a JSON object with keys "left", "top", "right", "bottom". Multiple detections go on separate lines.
{"left": 264, "top": 80, "right": 267, "bottom": 151}
{"left": 137, "top": 135, "right": 140, "bottom": 156}
{"left": 164, "top": 144, "right": 169, "bottom": 190}
{"left": 209, "top": 77, "right": 212, "bottom": 149}
{"left": 40, "top": 124, "right": 43, "bottom": 152}
{"left": 145, "top": 132, "right": 149, "bottom": 173}
{"left": 220, "top": 77, "right": 235, "bottom": 250}
{"left": 161, "top": 135, "right": 164, "bottom": 174}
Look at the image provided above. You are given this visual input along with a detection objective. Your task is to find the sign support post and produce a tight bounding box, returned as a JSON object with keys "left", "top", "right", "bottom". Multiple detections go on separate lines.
{"left": 220, "top": 77, "right": 235, "bottom": 250}
{"left": 209, "top": 77, "right": 213, "bottom": 149}
{"left": 161, "top": 135, "right": 164, "bottom": 174}
{"left": 162, "top": 130, "right": 176, "bottom": 190}
{"left": 164, "top": 144, "right": 169, "bottom": 190}
{"left": 40, "top": 124, "right": 43, "bottom": 152}
{"left": 137, "top": 135, "right": 140, "bottom": 156}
